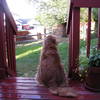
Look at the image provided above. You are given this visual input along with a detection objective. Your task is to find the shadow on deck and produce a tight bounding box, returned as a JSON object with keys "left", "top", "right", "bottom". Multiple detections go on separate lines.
{"left": 0, "top": 77, "right": 100, "bottom": 100}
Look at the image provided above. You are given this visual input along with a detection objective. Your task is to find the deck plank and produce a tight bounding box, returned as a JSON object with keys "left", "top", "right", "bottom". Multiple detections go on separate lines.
{"left": 0, "top": 77, "right": 100, "bottom": 100}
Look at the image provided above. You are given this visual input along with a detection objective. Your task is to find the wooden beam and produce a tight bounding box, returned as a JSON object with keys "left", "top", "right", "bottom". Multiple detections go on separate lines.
{"left": 73, "top": 0, "right": 100, "bottom": 8}
{"left": 2, "top": 0, "right": 17, "bottom": 34}
{"left": 86, "top": 8, "right": 91, "bottom": 57}
{"left": 68, "top": 7, "right": 80, "bottom": 79}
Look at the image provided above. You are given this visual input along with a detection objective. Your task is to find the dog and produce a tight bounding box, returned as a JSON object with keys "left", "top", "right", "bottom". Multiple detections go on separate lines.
{"left": 36, "top": 35, "right": 77, "bottom": 97}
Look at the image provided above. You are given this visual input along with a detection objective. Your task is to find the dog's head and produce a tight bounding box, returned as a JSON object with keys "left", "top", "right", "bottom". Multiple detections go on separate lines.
{"left": 44, "top": 35, "right": 57, "bottom": 47}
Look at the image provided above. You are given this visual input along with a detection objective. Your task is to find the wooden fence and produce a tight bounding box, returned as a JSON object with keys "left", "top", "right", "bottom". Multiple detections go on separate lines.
{"left": 16, "top": 33, "right": 48, "bottom": 43}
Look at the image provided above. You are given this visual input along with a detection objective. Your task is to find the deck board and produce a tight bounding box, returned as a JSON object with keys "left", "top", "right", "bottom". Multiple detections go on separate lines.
{"left": 0, "top": 77, "right": 100, "bottom": 100}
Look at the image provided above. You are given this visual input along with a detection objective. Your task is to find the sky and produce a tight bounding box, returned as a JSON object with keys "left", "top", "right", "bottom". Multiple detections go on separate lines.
{"left": 6, "top": 0, "right": 49, "bottom": 19}
{"left": 6, "top": 0, "right": 38, "bottom": 19}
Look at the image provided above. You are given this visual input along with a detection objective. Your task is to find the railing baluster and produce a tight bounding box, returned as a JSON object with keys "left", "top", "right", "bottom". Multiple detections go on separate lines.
{"left": 98, "top": 8, "right": 100, "bottom": 49}
{"left": 86, "top": 8, "right": 91, "bottom": 57}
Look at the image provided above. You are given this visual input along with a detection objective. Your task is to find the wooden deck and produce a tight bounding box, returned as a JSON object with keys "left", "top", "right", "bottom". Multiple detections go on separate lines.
{"left": 0, "top": 77, "right": 100, "bottom": 100}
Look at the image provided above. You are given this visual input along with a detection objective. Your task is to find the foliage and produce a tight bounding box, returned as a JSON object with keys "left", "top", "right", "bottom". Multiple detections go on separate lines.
{"left": 79, "top": 39, "right": 98, "bottom": 80}
{"left": 79, "top": 55, "right": 89, "bottom": 81}
{"left": 35, "top": 0, "right": 69, "bottom": 26}
{"left": 92, "top": 8, "right": 98, "bottom": 22}
{"left": 80, "top": 8, "right": 88, "bottom": 22}
{"left": 92, "top": 8, "right": 98, "bottom": 35}
{"left": 80, "top": 8, "right": 98, "bottom": 22}
{"left": 89, "top": 48, "right": 100, "bottom": 67}
{"left": 79, "top": 55, "right": 89, "bottom": 67}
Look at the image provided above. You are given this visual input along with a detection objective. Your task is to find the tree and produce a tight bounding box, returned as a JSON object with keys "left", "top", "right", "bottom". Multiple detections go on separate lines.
{"left": 35, "top": 0, "right": 69, "bottom": 27}
{"left": 80, "top": 8, "right": 88, "bottom": 22}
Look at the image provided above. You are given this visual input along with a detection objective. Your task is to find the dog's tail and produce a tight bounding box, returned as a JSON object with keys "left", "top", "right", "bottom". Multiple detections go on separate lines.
{"left": 49, "top": 87, "right": 78, "bottom": 97}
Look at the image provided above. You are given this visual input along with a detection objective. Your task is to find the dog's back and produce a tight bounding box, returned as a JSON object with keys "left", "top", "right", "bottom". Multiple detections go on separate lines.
{"left": 36, "top": 35, "right": 77, "bottom": 97}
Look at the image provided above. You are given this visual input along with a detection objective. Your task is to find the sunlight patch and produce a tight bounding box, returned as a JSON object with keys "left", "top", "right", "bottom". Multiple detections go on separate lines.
{"left": 16, "top": 47, "right": 42, "bottom": 59}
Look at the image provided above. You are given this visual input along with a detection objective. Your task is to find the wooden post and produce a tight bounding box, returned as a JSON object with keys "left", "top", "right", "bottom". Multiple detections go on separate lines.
{"left": 0, "top": 6, "right": 7, "bottom": 79}
{"left": 97, "top": 8, "right": 100, "bottom": 49}
{"left": 6, "top": 17, "right": 16, "bottom": 76}
{"left": 66, "top": 2, "right": 73, "bottom": 35}
{"left": 86, "top": 8, "right": 91, "bottom": 57}
{"left": 68, "top": 7, "right": 80, "bottom": 79}
{"left": 12, "top": 35, "right": 16, "bottom": 73}
{"left": 68, "top": 23, "right": 72, "bottom": 75}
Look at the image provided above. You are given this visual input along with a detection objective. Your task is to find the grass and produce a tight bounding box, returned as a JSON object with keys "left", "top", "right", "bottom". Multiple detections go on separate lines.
{"left": 16, "top": 42, "right": 42, "bottom": 77}
{"left": 16, "top": 38, "right": 98, "bottom": 77}
{"left": 16, "top": 41, "right": 68, "bottom": 77}
{"left": 58, "top": 42, "right": 69, "bottom": 71}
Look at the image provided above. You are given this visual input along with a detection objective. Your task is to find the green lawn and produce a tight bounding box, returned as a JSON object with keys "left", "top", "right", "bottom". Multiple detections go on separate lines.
{"left": 16, "top": 38, "right": 97, "bottom": 77}
{"left": 16, "top": 41, "right": 68, "bottom": 77}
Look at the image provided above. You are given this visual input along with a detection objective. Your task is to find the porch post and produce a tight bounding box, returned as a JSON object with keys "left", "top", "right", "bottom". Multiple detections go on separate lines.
{"left": 0, "top": 7, "right": 7, "bottom": 79}
{"left": 68, "top": 7, "right": 80, "bottom": 79}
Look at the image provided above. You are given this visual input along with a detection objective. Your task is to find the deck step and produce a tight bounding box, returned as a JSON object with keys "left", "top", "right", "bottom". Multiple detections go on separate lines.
{"left": 0, "top": 77, "right": 100, "bottom": 100}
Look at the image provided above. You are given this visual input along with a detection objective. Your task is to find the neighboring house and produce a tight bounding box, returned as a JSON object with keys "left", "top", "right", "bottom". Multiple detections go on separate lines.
{"left": 16, "top": 18, "right": 45, "bottom": 35}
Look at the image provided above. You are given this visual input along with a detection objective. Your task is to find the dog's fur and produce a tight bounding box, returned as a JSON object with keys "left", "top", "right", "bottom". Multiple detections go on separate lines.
{"left": 36, "top": 35, "right": 77, "bottom": 97}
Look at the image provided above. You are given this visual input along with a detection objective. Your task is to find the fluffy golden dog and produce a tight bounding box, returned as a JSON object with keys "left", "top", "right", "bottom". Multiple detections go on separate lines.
{"left": 36, "top": 35, "right": 77, "bottom": 97}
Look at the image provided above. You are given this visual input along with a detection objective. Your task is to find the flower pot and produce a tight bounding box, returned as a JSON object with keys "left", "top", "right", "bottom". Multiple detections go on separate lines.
{"left": 85, "top": 67, "right": 100, "bottom": 92}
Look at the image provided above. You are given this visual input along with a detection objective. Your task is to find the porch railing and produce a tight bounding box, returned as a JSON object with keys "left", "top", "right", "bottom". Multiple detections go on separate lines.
{"left": 0, "top": 0, "right": 17, "bottom": 78}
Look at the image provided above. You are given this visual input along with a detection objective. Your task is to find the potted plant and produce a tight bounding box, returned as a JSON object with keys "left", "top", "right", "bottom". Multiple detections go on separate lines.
{"left": 79, "top": 55, "right": 89, "bottom": 81}
{"left": 85, "top": 49, "right": 100, "bottom": 91}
